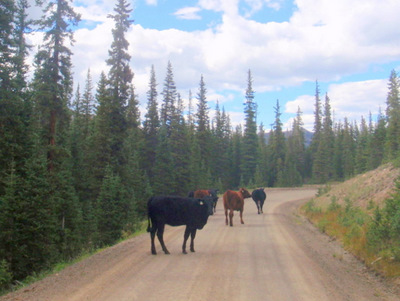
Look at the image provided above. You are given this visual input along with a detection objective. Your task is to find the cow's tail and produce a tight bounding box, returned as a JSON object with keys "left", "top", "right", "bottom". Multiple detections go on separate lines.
{"left": 147, "top": 217, "right": 151, "bottom": 233}
{"left": 147, "top": 197, "right": 153, "bottom": 233}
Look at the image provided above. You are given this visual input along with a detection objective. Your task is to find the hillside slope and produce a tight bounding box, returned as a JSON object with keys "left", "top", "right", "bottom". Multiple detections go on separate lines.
{"left": 313, "top": 163, "right": 400, "bottom": 210}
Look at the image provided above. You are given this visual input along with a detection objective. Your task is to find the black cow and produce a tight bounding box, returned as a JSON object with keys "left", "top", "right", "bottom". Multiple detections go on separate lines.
{"left": 252, "top": 188, "right": 266, "bottom": 214}
{"left": 208, "top": 189, "right": 219, "bottom": 213}
{"left": 147, "top": 196, "right": 214, "bottom": 255}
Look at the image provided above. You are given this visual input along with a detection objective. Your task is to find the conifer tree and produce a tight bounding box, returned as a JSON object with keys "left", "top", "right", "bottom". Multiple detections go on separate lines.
{"left": 143, "top": 65, "right": 159, "bottom": 182}
{"left": 241, "top": 70, "right": 258, "bottom": 185}
{"left": 169, "top": 94, "right": 191, "bottom": 194}
{"left": 368, "top": 108, "right": 386, "bottom": 169}
{"left": 195, "top": 75, "right": 211, "bottom": 166}
{"left": 385, "top": 70, "right": 400, "bottom": 160}
{"left": 309, "top": 81, "right": 322, "bottom": 177}
{"left": 355, "top": 116, "right": 370, "bottom": 173}
{"left": 104, "top": 0, "right": 134, "bottom": 170}
{"left": 313, "top": 94, "right": 334, "bottom": 183}
{"left": 32, "top": 0, "right": 80, "bottom": 171}
{"left": 268, "top": 100, "right": 286, "bottom": 186}
{"left": 160, "top": 61, "right": 177, "bottom": 133}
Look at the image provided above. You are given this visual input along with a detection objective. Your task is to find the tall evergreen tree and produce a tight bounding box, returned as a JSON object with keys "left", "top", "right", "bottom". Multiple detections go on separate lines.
{"left": 309, "top": 81, "right": 322, "bottom": 179}
{"left": 105, "top": 0, "right": 134, "bottom": 170}
{"left": 32, "top": 0, "right": 80, "bottom": 171}
{"left": 268, "top": 100, "right": 286, "bottom": 187}
{"left": 143, "top": 65, "right": 159, "bottom": 182}
{"left": 368, "top": 108, "right": 386, "bottom": 169}
{"left": 195, "top": 75, "right": 211, "bottom": 166}
{"left": 313, "top": 93, "right": 334, "bottom": 183}
{"left": 385, "top": 70, "right": 400, "bottom": 160}
{"left": 241, "top": 70, "right": 258, "bottom": 185}
{"left": 160, "top": 61, "right": 177, "bottom": 133}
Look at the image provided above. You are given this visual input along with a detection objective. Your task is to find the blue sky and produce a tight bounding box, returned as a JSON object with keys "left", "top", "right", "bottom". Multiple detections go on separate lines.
{"left": 28, "top": 0, "right": 400, "bottom": 131}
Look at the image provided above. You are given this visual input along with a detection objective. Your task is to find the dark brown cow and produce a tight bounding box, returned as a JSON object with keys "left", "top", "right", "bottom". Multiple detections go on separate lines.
{"left": 223, "top": 188, "right": 251, "bottom": 227}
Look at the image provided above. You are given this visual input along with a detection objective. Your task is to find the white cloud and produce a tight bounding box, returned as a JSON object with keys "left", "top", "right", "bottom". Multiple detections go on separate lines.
{"left": 285, "top": 79, "right": 388, "bottom": 131}
{"left": 174, "top": 7, "right": 202, "bottom": 20}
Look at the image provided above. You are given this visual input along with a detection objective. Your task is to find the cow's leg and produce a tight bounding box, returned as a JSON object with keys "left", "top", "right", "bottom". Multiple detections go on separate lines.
{"left": 229, "top": 209, "right": 234, "bottom": 227}
{"left": 257, "top": 201, "right": 261, "bottom": 214}
{"left": 182, "top": 226, "right": 190, "bottom": 254}
{"left": 261, "top": 202, "right": 264, "bottom": 214}
{"left": 240, "top": 209, "right": 244, "bottom": 224}
{"left": 190, "top": 229, "right": 197, "bottom": 252}
{"left": 225, "top": 208, "right": 229, "bottom": 225}
{"left": 156, "top": 224, "right": 170, "bottom": 254}
{"left": 150, "top": 227, "right": 157, "bottom": 255}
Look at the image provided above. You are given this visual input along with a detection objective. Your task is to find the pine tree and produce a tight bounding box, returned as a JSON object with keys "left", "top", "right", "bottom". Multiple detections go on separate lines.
{"left": 0, "top": 141, "right": 58, "bottom": 280}
{"left": 96, "top": 166, "right": 125, "bottom": 246}
{"left": 355, "top": 116, "right": 370, "bottom": 173}
{"left": 385, "top": 70, "right": 400, "bottom": 160}
{"left": 368, "top": 108, "right": 386, "bottom": 169}
{"left": 32, "top": 0, "right": 80, "bottom": 171}
{"left": 169, "top": 94, "right": 191, "bottom": 194}
{"left": 241, "top": 70, "right": 258, "bottom": 185}
{"left": 313, "top": 93, "right": 334, "bottom": 183}
{"left": 143, "top": 65, "right": 159, "bottom": 182}
{"left": 152, "top": 125, "right": 175, "bottom": 195}
{"left": 104, "top": 0, "right": 134, "bottom": 171}
{"left": 268, "top": 100, "right": 286, "bottom": 187}
{"left": 195, "top": 75, "right": 211, "bottom": 166}
{"left": 160, "top": 61, "right": 177, "bottom": 133}
{"left": 309, "top": 81, "right": 322, "bottom": 177}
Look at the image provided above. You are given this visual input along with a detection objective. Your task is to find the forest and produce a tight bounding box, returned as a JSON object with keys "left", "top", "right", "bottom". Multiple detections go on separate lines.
{"left": 1, "top": 0, "right": 400, "bottom": 289}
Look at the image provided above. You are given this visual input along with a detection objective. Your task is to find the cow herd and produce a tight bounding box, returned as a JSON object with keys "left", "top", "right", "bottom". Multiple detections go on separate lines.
{"left": 147, "top": 188, "right": 267, "bottom": 255}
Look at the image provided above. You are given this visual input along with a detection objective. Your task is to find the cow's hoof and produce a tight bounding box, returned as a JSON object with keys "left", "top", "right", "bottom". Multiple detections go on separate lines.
{"left": 190, "top": 249, "right": 195, "bottom": 253}
{"left": 182, "top": 250, "right": 187, "bottom": 254}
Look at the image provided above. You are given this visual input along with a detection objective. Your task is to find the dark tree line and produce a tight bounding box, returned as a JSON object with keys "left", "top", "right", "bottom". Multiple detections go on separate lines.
{"left": 1, "top": 0, "right": 400, "bottom": 288}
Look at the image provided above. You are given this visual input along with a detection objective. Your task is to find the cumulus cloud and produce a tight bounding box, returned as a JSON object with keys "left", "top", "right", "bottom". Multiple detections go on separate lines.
{"left": 25, "top": 0, "right": 400, "bottom": 129}
{"left": 285, "top": 79, "right": 388, "bottom": 130}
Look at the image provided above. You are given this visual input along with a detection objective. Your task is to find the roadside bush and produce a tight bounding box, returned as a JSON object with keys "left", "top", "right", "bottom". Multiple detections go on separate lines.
{"left": 327, "top": 196, "right": 341, "bottom": 212}
{"left": 0, "top": 259, "right": 12, "bottom": 291}
{"left": 367, "top": 179, "right": 400, "bottom": 262}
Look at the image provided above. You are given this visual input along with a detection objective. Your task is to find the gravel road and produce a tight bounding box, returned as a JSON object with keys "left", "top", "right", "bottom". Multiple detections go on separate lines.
{"left": 2, "top": 188, "right": 399, "bottom": 301}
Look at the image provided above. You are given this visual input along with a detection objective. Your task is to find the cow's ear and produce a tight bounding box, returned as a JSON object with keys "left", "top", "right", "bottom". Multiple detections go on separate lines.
{"left": 199, "top": 201, "right": 204, "bottom": 205}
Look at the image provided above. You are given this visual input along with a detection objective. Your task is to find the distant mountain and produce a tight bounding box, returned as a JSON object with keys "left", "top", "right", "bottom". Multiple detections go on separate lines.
{"left": 264, "top": 128, "right": 313, "bottom": 147}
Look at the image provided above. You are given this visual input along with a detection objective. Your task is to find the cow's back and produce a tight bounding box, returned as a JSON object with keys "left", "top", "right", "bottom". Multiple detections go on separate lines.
{"left": 223, "top": 190, "right": 243, "bottom": 211}
{"left": 148, "top": 196, "right": 211, "bottom": 228}
{"left": 252, "top": 189, "right": 266, "bottom": 201}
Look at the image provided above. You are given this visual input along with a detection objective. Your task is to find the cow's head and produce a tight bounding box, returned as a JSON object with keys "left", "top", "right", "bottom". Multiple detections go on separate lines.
{"left": 199, "top": 196, "right": 214, "bottom": 216}
{"left": 239, "top": 188, "right": 251, "bottom": 198}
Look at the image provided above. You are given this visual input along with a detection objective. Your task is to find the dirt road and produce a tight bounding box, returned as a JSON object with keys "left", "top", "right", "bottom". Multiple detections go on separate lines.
{"left": 2, "top": 188, "right": 399, "bottom": 301}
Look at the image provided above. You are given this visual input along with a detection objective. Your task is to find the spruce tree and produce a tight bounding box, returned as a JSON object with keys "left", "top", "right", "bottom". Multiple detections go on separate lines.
{"left": 32, "top": 0, "right": 80, "bottom": 171}
{"left": 368, "top": 108, "right": 386, "bottom": 169}
{"left": 143, "top": 65, "right": 160, "bottom": 182}
{"left": 160, "top": 61, "right": 177, "bottom": 133}
{"left": 241, "top": 70, "right": 258, "bottom": 185}
{"left": 309, "top": 81, "right": 322, "bottom": 177}
{"left": 385, "top": 70, "right": 400, "bottom": 160}
{"left": 195, "top": 75, "right": 211, "bottom": 166}
{"left": 105, "top": 0, "right": 134, "bottom": 170}
{"left": 268, "top": 100, "right": 286, "bottom": 186}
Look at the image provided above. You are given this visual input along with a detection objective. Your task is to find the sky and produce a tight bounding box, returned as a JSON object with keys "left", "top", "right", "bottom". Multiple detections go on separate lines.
{"left": 27, "top": 0, "right": 400, "bottom": 131}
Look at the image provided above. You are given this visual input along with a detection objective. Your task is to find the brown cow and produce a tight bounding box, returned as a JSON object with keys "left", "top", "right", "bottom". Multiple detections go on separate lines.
{"left": 223, "top": 188, "right": 251, "bottom": 227}
{"left": 194, "top": 190, "right": 211, "bottom": 198}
